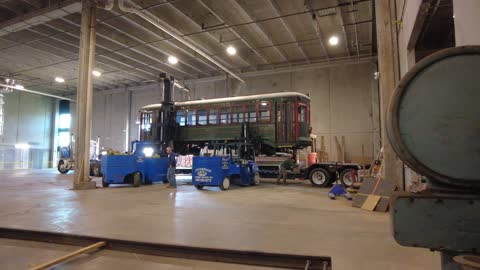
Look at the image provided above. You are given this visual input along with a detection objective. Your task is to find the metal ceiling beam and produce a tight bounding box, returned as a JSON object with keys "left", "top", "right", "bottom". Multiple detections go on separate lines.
{"left": 304, "top": 1, "right": 330, "bottom": 60}
{"left": 159, "top": 1, "right": 253, "bottom": 70}
{"left": 101, "top": 11, "right": 211, "bottom": 76}
{"left": 350, "top": 0, "right": 361, "bottom": 58}
{"left": 229, "top": 0, "right": 290, "bottom": 64}
{"left": 336, "top": 1, "right": 352, "bottom": 56}
{"left": 267, "top": 0, "right": 310, "bottom": 63}
{"left": 196, "top": 0, "right": 269, "bottom": 68}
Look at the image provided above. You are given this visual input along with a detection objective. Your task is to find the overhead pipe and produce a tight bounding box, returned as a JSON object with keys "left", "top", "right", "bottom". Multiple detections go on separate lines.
{"left": 0, "top": 84, "right": 75, "bottom": 101}
{"left": 117, "top": 0, "right": 245, "bottom": 83}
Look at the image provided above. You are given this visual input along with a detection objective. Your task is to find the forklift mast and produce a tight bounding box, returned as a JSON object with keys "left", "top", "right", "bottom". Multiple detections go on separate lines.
{"left": 158, "top": 73, "right": 176, "bottom": 154}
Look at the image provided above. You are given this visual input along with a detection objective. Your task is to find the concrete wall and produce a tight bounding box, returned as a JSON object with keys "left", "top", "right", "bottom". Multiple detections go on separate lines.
{"left": 0, "top": 91, "right": 54, "bottom": 169}
{"left": 453, "top": 0, "right": 480, "bottom": 46}
{"left": 92, "top": 62, "right": 380, "bottom": 163}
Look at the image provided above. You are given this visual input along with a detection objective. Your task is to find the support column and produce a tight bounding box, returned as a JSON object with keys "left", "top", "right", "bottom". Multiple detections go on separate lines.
{"left": 375, "top": 0, "right": 404, "bottom": 189}
{"left": 73, "top": 0, "right": 97, "bottom": 190}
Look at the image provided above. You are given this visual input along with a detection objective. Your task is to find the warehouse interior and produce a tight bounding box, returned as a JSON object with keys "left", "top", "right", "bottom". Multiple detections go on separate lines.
{"left": 0, "top": 0, "right": 478, "bottom": 269}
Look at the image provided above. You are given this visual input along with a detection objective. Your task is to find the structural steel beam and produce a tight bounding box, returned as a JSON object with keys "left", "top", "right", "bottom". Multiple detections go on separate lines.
{"left": 0, "top": 227, "right": 332, "bottom": 270}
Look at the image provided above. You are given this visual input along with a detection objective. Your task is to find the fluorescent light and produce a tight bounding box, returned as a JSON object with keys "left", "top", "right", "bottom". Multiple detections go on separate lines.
{"left": 143, "top": 147, "right": 154, "bottom": 157}
{"left": 92, "top": 70, "right": 102, "bottom": 77}
{"left": 15, "top": 143, "right": 31, "bottom": 149}
{"left": 261, "top": 101, "right": 268, "bottom": 106}
{"left": 226, "top": 46, "right": 237, "bottom": 55}
{"left": 15, "top": 85, "right": 24, "bottom": 90}
{"left": 328, "top": 36, "right": 339, "bottom": 46}
{"left": 55, "top": 77, "right": 65, "bottom": 83}
{"left": 168, "top": 56, "right": 178, "bottom": 64}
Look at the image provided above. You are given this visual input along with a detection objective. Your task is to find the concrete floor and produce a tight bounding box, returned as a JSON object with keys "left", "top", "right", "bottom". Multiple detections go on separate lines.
{"left": 0, "top": 169, "right": 440, "bottom": 270}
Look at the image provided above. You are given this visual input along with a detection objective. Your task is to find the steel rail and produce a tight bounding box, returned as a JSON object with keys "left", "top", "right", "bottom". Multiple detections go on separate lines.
{"left": 0, "top": 227, "right": 332, "bottom": 270}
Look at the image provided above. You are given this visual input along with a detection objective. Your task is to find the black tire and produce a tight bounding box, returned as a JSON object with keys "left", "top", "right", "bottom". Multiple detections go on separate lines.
{"left": 194, "top": 185, "right": 204, "bottom": 190}
{"left": 102, "top": 176, "right": 109, "bottom": 188}
{"left": 219, "top": 177, "right": 230, "bottom": 191}
{"left": 309, "top": 168, "right": 330, "bottom": 187}
{"left": 339, "top": 169, "right": 357, "bottom": 188}
{"left": 133, "top": 172, "right": 141, "bottom": 187}
{"left": 57, "top": 161, "right": 69, "bottom": 174}
{"left": 251, "top": 172, "right": 261, "bottom": 186}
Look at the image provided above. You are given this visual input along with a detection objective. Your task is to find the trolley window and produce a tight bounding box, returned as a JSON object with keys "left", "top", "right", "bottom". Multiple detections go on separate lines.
{"left": 220, "top": 107, "right": 230, "bottom": 124}
{"left": 209, "top": 108, "right": 218, "bottom": 125}
{"left": 187, "top": 109, "right": 196, "bottom": 126}
{"left": 176, "top": 110, "right": 185, "bottom": 126}
{"left": 198, "top": 109, "right": 207, "bottom": 125}
{"left": 298, "top": 105, "right": 307, "bottom": 123}
{"left": 258, "top": 101, "right": 271, "bottom": 122}
{"left": 232, "top": 105, "right": 244, "bottom": 123}
{"left": 246, "top": 104, "right": 257, "bottom": 122}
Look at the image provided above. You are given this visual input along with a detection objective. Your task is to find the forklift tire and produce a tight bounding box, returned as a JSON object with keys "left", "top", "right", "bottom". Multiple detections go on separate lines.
{"left": 252, "top": 172, "right": 261, "bottom": 186}
{"left": 194, "top": 185, "right": 204, "bottom": 190}
{"left": 133, "top": 172, "right": 141, "bottom": 187}
{"left": 339, "top": 169, "right": 357, "bottom": 188}
{"left": 309, "top": 168, "right": 330, "bottom": 187}
{"left": 102, "top": 176, "right": 109, "bottom": 188}
{"left": 219, "top": 177, "right": 230, "bottom": 191}
{"left": 57, "top": 161, "right": 69, "bottom": 174}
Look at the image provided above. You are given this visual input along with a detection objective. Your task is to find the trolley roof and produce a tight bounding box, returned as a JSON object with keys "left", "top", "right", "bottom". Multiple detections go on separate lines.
{"left": 141, "top": 92, "right": 310, "bottom": 110}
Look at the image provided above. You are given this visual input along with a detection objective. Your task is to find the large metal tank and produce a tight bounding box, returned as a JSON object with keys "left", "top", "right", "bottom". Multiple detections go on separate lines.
{"left": 387, "top": 46, "right": 480, "bottom": 188}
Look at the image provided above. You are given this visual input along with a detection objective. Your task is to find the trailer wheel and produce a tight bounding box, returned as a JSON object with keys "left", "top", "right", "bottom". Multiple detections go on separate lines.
{"left": 309, "top": 168, "right": 330, "bottom": 187}
{"left": 194, "top": 185, "right": 204, "bottom": 190}
{"left": 339, "top": 169, "right": 357, "bottom": 188}
{"left": 133, "top": 172, "right": 141, "bottom": 187}
{"left": 57, "top": 161, "right": 69, "bottom": 174}
{"left": 252, "top": 172, "right": 261, "bottom": 186}
{"left": 102, "top": 176, "right": 109, "bottom": 188}
{"left": 219, "top": 177, "right": 230, "bottom": 191}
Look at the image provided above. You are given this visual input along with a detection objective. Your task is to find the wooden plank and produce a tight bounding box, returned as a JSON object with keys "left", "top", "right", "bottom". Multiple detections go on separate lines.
{"left": 30, "top": 241, "right": 106, "bottom": 270}
{"left": 361, "top": 195, "right": 381, "bottom": 211}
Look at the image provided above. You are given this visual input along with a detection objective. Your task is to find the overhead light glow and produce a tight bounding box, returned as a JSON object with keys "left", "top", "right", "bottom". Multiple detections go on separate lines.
{"left": 55, "top": 77, "right": 65, "bottom": 83}
{"left": 15, "top": 85, "right": 24, "bottom": 90}
{"left": 92, "top": 70, "right": 102, "bottom": 77}
{"left": 143, "top": 147, "right": 154, "bottom": 157}
{"left": 261, "top": 101, "right": 268, "bottom": 106}
{"left": 168, "top": 56, "right": 178, "bottom": 64}
{"left": 329, "top": 35, "right": 339, "bottom": 46}
{"left": 226, "top": 46, "right": 237, "bottom": 55}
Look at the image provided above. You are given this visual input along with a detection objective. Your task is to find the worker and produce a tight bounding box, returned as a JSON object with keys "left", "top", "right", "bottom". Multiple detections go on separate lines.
{"left": 277, "top": 155, "right": 297, "bottom": 185}
{"left": 166, "top": 146, "right": 177, "bottom": 188}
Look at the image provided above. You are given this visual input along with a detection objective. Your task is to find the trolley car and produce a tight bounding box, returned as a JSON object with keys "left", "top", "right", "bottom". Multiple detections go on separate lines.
{"left": 139, "top": 92, "right": 312, "bottom": 155}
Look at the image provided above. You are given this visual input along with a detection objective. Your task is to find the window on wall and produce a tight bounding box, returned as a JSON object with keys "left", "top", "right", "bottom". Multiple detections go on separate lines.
{"left": 220, "top": 107, "right": 230, "bottom": 124}
{"left": 209, "top": 108, "right": 218, "bottom": 125}
{"left": 232, "top": 105, "right": 244, "bottom": 123}
{"left": 198, "top": 109, "right": 207, "bottom": 125}
{"left": 187, "top": 109, "right": 196, "bottom": 126}
{"left": 298, "top": 105, "right": 306, "bottom": 122}
{"left": 246, "top": 104, "right": 257, "bottom": 122}
{"left": 258, "top": 101, "right": 271, "bottom": 122}
{"left": 176, "top": 110, "right": 185, "bottom": 126}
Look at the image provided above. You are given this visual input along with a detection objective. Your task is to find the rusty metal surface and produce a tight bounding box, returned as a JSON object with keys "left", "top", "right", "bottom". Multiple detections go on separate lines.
{"left": 387, "top": 46, "right": 480, "bottom": 188}
{"left": 0, "top": 227, "right": 332, "bottom": 270}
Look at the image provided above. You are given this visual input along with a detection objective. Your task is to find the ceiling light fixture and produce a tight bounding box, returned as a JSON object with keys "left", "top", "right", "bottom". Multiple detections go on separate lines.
{"left": 92, "top": 70, "right": 102, "bottom": 77}
{"left": 15, "top": 85, "right": 24, "bottom": 90}
{"left": 168, "top": 56, "right": 178, "bottom": 64}
{"left": 55, "top": 77, "right": 65, "bottom": 83}
{"left": 226, "top": 46, "right": 237, "bottom": 55}
{"left": 329, "top": 35, "right": 339, "bottom": 46}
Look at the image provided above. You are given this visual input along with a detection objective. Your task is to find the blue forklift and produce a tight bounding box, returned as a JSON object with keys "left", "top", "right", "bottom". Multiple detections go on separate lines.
{"left": 192, "top": 142, "right": 260, "bottom": 191}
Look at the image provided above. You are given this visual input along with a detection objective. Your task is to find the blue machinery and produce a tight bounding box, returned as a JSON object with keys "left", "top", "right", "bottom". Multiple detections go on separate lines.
{"left": 192, "top": 142, "right": 260, "bottom": 191}
{"left": 101, "top": 141, "right": 168, "bottom": 187}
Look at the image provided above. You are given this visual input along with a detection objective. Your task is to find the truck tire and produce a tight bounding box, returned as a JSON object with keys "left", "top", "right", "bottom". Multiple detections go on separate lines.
{"left": 102, "top": 176, "right": 109, "bottom": 188}
{"left": 309, "top": 168, "right": 330, "bottom": 187}
{"left": 133, "top": 172, "right": 141, "bottom": 187}
{"left": 57, "top": 161, "right": 69, "bottom": 174}
{"left": 339, "top": 169, "right": 357, "bottom": 188}
{"left": 219, "top": 177, "right": 230, "bottom": 191}
{"left": 252, "top": 172, "right": 261, "bottom": 186}
{"left": 194, "top": 184, "right": 204, "bottom": 190}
